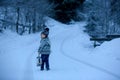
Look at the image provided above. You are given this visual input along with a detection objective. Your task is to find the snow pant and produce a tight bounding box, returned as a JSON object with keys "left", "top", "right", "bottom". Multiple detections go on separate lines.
{"left": 41, "top": 54, "right": 50, "bottom": 70}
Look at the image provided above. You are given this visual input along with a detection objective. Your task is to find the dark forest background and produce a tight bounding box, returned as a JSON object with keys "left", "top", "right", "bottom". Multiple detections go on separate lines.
{"left": 0, "top": 0, "right": 120, "bottom": 37}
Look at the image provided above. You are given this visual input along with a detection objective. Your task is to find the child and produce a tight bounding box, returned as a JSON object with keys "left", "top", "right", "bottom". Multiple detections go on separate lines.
{"left": 38, "top": 32, "right": 51, "bottom": 71}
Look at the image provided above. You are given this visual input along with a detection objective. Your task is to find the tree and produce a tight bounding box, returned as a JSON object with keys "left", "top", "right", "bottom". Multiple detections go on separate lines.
{"left": 49, "top": 0, "right": 86, "bottom": 23}
{"left": 111, "top": 0, "right": 120, "bottom": 25}
{"left": 84, "top": 0, "right": 112, "bottom": 37}
{"left": 0, "top": 0, "right": 54, "bottom": 34}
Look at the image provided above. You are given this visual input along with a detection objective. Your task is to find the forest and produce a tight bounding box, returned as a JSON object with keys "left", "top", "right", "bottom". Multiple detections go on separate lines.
{"left": 0, "top": 0, "right": 120, "bottom": 37}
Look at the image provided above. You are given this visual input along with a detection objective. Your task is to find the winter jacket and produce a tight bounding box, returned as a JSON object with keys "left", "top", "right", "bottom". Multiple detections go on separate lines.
{"left": 38, "top": 37, "right": 51, "bottom": 55}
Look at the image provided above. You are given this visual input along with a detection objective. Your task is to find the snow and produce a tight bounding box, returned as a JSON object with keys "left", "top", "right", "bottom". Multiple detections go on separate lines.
{"left": 0, "top": 18, "right": 120, "bottom": 80}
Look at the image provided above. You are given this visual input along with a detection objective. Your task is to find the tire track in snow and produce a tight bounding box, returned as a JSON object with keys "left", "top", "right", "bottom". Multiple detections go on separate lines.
{"left": 60, "top": 33, "right": 120, "bottom": 79}
{"left": 23, "top": 37, "right": 39, "bottom": 80}
{"left": 23, "top": 51, "right": 34, "bottom": 80}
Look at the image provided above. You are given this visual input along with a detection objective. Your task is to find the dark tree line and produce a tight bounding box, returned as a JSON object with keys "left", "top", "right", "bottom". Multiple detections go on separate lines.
{"left": 49, "top": 0, "right": 86, "bottom": 23}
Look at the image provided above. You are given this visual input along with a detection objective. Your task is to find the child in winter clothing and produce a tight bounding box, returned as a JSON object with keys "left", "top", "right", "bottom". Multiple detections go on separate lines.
{"left": 38, "top": 32, "right": 51, "bottom": 71}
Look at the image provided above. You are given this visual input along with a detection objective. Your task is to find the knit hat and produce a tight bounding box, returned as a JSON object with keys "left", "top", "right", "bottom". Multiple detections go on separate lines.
{"left": 44, "top": 27, "right": 49, "bottom": 31}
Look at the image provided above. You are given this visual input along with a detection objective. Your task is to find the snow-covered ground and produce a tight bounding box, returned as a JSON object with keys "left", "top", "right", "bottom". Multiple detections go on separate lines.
{"left": 0, "top": 18, "right": 120, "bottom": 80}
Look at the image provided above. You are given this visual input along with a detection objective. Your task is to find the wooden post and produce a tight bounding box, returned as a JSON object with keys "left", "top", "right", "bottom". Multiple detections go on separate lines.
{"left": 94, "top": 41, "right": 96, "bottom": 48}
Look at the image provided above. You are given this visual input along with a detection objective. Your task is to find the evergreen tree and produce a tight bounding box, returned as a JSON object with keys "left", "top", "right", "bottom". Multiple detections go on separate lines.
{"left": 49, "top": 0, "right": 85, "bottom": 23}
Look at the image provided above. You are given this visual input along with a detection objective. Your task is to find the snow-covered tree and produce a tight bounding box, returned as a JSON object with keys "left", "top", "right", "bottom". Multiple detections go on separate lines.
{"left": 0, "top": 0, "right": 54, "bottom": 34}
{"left": 108, "top": 0, "right": 120, "bottom": 34}
{"left": 84, "top": 0, "right": 116, "bottom": 37}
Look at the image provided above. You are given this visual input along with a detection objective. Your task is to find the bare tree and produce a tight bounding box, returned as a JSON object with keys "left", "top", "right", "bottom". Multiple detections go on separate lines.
{"left": 0, "top": 0, "right": 54, "bottom": 34}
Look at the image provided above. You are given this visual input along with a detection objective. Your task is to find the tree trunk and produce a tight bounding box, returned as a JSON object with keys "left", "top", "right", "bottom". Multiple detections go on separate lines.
{"left": 16, "top": 7, "right": 20, "bottom": 33}
{"left": 3, "top": 7, "right": 8, "bottom": 29}
{"left": 32, "top": 8, "right": 36, "bottom": 33}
